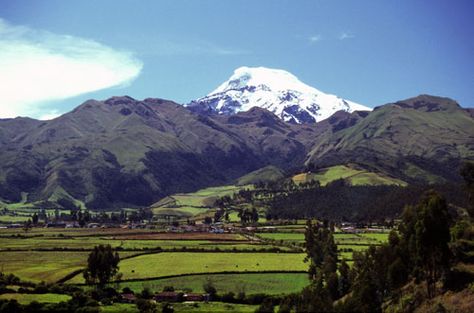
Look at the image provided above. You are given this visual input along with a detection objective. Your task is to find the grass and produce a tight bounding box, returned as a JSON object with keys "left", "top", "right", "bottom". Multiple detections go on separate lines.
{"left": 0, "top": 215, "right": 32, "bottom": 223}
{"left": 68, "top": 252, "right": 307, "bottom": 283}
{"left": 0, "top": 293, "right": 71, "bottom": 304}
{"left": 257, "top": 233, "right": 305, "bottom": 242}
{"left": 152, "top": 206, "right": 206, "bottom": 217}
{"left": 101, "top": 303, "right": 139, "bottom": 313}
{"left": 170, "top": 185, "right": 251, "bottom": 208}
{"left": 236, "top": 166, "right": 285, "bottom": 186}
{"left": 0, "top": 251, "right": 136, "bottom": 283}
{"left": 357, "top": 233, "right": 389, "bottom": 243}
{"left": 114, "top": 272, "right": 309, "bottom": 295}
{"left": 0, "top": 236, "right": 276, "bottom": 252}
{"left": 292, "top": 165, "right": 406, "bottom": 186}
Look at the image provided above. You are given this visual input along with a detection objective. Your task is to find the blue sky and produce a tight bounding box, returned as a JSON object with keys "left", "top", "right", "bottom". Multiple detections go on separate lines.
{"left": 0, "top": 0, "right": 473, "bottom": 118}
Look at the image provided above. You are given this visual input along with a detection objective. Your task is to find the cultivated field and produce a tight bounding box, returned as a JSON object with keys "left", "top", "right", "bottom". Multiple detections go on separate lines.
{"left": 112, "top": 272, "right": 309, "bottom": 296}
{"left": 68, "top": 252, "right": 307, "bottom": 283}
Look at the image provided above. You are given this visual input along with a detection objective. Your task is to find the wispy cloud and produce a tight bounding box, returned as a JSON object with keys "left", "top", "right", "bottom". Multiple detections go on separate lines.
{"left": 133, "top": 35, "right": 250, "bottom": 56}
{"left": 308, "top": 35, "right": 322, "bottom": 44}
{"left": 339, "top": 32, "right": 355, "bottom": 40}
{"left": 0, "top": 18, "right": 143, "bottom": 119}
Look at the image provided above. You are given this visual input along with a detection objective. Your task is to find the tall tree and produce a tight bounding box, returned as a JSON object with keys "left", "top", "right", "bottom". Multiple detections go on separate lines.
{"left": 83, "top": 245, "right": 120, "bottom": 286}
{"left": 460, "top": 162, "right": 474, "bottom": 217}
{"left": 414, "top": 191, "right": 451, "bottom": 298}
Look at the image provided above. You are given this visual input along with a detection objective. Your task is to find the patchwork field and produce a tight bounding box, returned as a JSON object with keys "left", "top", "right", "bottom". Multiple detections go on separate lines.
{"left": 257, "top": 231, "right": 389, "bottom": 261}
{"left": 0, "top": 220, "right": 391, "bottom": 312}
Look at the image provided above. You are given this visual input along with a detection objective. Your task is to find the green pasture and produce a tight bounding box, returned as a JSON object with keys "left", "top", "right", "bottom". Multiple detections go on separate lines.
{"left": 0, "top": 235, "right": 282, "bottom": 252}
{"left": 0, "top": 251, "right": 89, "bottom": 283}
{"left": 0, "top": 293, "right": 71, "bottom": 304}
{"left": 0, "top": 227, "right": 158, "bottom": 237}
{"left": 357, "top": 232, "right": 389, "bottom": 243}
{"left": 115, "top": 272, "right": 309, "bottom": 295}
{"left": 152, "top": 206, "right": 206, "bottom": 218}
{"left": 257, "top": 233, "right": 305, "bottom": 242}
{"left": 68, "top": 252, "right": 307, "bottom": 283}
{"left": 171, "top": 185, "right": 250, "bottom": 208}
{"left": 0, "top": 251, "right": 136, "bottom": 283}
{"left": 0, "top": 215, "right": 31, "bottom": 223}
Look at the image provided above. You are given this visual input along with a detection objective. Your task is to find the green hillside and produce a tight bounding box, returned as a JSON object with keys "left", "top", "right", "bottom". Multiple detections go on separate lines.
{"left": 293, "top": 165, "right": 407, "bottom": 186}
{"left": 236, "top": 165, "right": 285, "bottom": 185}
{"left": 307, "top": 95, "right": 474, "bottom": 183}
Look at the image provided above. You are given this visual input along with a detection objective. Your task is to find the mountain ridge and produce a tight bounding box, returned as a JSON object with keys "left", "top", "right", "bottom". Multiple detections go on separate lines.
{"left": 0, "top": 94, "right": 472, "bottom": 210}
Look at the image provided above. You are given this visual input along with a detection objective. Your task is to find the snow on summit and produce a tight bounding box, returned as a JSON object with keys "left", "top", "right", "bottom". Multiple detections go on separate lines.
{"left": 189, "top": 66, "right": 371, "bottom": 124}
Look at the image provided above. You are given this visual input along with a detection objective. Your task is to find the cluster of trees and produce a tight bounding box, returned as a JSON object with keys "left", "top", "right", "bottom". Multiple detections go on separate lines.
{"left": 27, "top": 208, "right": 154, "bottom": 227}
{"left": 264, "top": 190, "right": 463, "bottom": 313}
{"left": 83, "top": 245, "right": 120, "bottom": 286}
{"left": 238, "top": 208, "right": 259, "bottom": 225}
{"left": 267, "top": 182, "right": 469, "bottom": 222}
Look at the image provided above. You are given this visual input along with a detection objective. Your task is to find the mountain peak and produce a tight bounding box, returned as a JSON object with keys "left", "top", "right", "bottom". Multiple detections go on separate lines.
{"left": 188, "top": 66, "right": 371, "bottom": 124}
{"left": 211, "top": 66, "right": 310, "bottom": 95}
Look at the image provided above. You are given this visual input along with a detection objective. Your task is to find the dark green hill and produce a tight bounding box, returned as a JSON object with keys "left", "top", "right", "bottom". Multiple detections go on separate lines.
{"left": 306, "top": 95, "right": 474, "bottom": 183}
{"left": 236, "top": 165, "right": 285, "bottom": 186}
{"left": 0, "top": 94, "right": 472, "bottom": 209}
{"left": 0, "top": 96, "right": 317, "bottom": 209}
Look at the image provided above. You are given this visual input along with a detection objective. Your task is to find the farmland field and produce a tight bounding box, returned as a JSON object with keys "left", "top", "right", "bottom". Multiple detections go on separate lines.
{"left": 113, "top": 272, "right": 309, "bottom": 295}
{"left": 0, "top": 251, "right": 90, "bottom": 283}
{"left": 68, "top": 252, "right": 307, "bottom": 283}
{"left": 257, "top": 232, "right": 305, "bottom": 242}
{"left": 0, "top": 250, "right": 137, "bottom": 283}
{"left": 0, "top": 293, "right": 71, "bottom": 304}
{"left": 0, "top": 229, "right": 286, "bottom": 252}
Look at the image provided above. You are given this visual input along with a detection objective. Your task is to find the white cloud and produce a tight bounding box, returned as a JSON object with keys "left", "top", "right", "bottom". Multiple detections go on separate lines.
{"left": 308, "top": 35, "right": 322, "bottom": 44}
{"left": 339, "top": 32, "right": 355, "bottom": 40}
{"left": 0, "top": 18, "right": 143, "bottom": 119}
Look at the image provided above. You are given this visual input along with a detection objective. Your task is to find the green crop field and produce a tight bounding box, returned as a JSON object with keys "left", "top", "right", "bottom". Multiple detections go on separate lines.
{"left": 0, "top": 293, "right": 71, "bottom": 304}
{"left": 68, "top": 252, "right": 307, "bottom": 283}
{"left": 0, "top": 215, "right": 32, "bottom": 223}
{"left": 114, "top": 272, "right": 309, "bottom": 295}
{"left": 0, "top": 251, "right": 136, "bottom": 283}
{"left": 257, "top": 232, "right": 305, "bottom": 242}
{"left": 357, "top": 232, "right": 389, "bottom": 243}
{"left": 0, "top": 251, "right": 89, "bottom": 283}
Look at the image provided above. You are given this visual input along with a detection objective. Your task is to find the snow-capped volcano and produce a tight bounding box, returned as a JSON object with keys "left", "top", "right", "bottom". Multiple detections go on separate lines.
{"left": 188, "top": 66, "right": 371, "bottom": 124}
